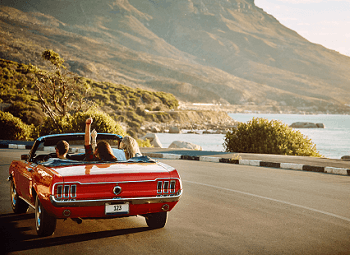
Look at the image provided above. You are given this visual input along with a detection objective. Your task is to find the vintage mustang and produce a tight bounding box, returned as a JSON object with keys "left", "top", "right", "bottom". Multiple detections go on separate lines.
{"left": 8, "top": 133, "right": 182, "bottom": 236}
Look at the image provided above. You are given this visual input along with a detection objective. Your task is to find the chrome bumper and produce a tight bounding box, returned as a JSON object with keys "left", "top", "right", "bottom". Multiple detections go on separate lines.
{"left": 50, "top": 190, "right": 182, "bottom": 207}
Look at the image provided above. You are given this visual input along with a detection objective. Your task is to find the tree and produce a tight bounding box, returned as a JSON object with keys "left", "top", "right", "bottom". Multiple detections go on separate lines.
{"left": 32, "top": 50, "right": 91, "bottom": 129}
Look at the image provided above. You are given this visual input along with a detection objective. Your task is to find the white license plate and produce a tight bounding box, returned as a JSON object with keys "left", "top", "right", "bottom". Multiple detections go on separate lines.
{"left": 105, "top": 203, "right": 129, "bottom": 215}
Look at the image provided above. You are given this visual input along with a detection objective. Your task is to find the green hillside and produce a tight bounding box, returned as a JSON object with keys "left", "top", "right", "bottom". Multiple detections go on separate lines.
{"left": 0, "top": 57, "right": 178, "bottom": 137}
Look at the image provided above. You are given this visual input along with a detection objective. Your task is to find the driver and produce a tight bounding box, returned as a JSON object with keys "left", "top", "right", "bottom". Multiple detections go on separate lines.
{"left": 55, "top": 140, "right": 69, "bottom": 159}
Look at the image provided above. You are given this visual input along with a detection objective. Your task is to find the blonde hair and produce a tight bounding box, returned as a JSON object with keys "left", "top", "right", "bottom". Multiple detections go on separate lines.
{"left": 120, "top": 136, "right": 141, "bottom": 159}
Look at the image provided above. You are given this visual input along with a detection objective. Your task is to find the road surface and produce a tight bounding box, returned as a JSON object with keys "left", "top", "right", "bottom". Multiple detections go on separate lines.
{"left": 1, "top": 149, "right": 349, "bottom": 254}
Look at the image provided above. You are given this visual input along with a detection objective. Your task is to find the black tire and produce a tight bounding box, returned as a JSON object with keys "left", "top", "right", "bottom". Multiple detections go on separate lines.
{"left": 35, "top": 196, "right": 57, "bottom": 237}
{"left": 145, "top": 211, "right": 168, "bottom": 229}
{"left": 10, "top": 179, "right": 29, "bottom": 214}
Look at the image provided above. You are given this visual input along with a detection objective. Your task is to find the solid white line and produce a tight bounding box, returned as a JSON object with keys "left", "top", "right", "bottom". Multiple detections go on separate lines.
{"left": 184, "top": 180, "right": 350, "bottom": 223}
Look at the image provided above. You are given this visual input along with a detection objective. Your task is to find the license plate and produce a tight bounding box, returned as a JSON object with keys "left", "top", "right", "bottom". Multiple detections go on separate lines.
{"left": 105, "top": 203, "right": 129, "bottom": 215}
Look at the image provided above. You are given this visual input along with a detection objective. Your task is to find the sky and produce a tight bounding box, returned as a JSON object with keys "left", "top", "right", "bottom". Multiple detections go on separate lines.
{"left": 254, "top": 0, "right": 350, "bottom": 57}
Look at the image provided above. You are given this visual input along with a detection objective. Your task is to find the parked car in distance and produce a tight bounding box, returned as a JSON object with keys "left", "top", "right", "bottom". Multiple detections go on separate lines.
{"left": 8, "top": 133, "right": 182, "bottom": 236}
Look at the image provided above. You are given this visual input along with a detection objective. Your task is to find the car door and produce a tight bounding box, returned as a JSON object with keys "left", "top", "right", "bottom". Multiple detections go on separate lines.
{"left": 14, "top": 160, "right": 35, "bottom": 204}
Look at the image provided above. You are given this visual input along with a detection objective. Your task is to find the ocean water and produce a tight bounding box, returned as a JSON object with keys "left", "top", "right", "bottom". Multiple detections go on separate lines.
{"left": 155, "top": 113, "right": 350, "bottom": 159}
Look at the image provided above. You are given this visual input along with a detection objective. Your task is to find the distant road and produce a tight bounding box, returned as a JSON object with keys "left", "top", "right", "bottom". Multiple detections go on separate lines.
{"left": 1, "top": 149, "right": 350, "bottom": 254}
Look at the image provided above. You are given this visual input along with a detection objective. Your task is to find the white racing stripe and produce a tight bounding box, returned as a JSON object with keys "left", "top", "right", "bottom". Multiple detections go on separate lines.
{"left": 184, "top": 180, "right": 350, "bottom": 223}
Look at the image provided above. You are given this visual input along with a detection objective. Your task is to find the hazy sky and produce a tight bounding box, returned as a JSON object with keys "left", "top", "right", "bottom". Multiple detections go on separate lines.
{"left": 254, "top": 0, "right": 350, "bottom": 57}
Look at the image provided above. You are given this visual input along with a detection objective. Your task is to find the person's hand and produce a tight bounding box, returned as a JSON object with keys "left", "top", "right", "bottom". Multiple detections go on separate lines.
{"left": 86, "top": 117, "right": 93, "bottom": 125}
{"left": 91, "top": 129, "right": 97, "bottom": 140}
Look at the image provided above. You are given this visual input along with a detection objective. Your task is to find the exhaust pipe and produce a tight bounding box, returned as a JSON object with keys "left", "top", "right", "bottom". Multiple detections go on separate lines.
{"left": 72, "top": 218, "right": 83, "bottom": 224}
{"left": 162, "top": 204, "right": 170, "bottom": 211}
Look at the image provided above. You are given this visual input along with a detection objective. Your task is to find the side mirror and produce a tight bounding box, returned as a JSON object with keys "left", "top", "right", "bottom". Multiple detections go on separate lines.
{"left": 21, "top": 154, "right": 29, "bottom": 161}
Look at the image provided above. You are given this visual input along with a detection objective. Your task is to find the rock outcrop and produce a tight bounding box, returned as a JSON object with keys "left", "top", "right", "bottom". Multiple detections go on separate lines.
{"left": 168, "top": 141, "right": 202, "bottom": 151}
{"left": 141, "top": 133, "right": 163, "bottom": 148}
{"left": 289, "top": 122, "right": 325, "bottom": 128}
{"left": 341, "top": 155, "right": 350, "bottom": 161}
{"left": 169, "top": 126, "right": 181, "bottom": 134}
{"left": 141, "top": 110, "right": 238, "bottom": 135}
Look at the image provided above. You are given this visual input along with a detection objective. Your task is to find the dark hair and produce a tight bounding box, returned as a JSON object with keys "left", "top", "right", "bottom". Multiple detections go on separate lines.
{"left": 56, "top": 140, "right": 69, "bottom": 155}
{"left": 96, "top": 141, "right": 116, "bottom": 161}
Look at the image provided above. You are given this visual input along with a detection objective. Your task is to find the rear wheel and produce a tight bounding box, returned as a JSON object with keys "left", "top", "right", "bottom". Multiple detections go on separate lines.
{"left": 145, "top": 212, "right": 168, "bottom": 229}
{"left": 35, "top": 196, "right": 57, "bottom": 237}
{"left": 10, "top": 179, "right": 29, "bottom": 214}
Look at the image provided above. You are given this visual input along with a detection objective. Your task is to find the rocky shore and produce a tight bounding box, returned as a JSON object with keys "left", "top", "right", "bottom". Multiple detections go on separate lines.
{"left": 140, "top": 110, "right": 238, "bottom": 135}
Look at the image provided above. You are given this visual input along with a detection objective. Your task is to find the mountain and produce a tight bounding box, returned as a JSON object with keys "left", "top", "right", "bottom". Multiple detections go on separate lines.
{"left": 1, "top": 0, "right": 350, "bottom": 113}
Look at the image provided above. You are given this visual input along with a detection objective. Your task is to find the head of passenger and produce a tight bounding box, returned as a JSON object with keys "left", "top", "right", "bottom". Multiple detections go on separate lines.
{"left": 120, "top": 135, "right": 141, "bottom": 160}
{"left": 95, "top": 140, "right": 116, "bottom": 161}
{"left": 55, "top": 140, "right": 69, "bottom": 159}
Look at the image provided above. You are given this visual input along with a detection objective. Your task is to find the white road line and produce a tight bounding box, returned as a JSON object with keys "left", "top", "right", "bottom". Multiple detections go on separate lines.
{"left": 184, "top": 180, "right": 350, "bottom": 223}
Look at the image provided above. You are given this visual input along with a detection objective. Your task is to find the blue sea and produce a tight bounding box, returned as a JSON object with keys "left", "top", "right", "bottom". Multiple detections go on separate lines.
{"left": 155, "top": 114, "right": 350, "bottom": 159}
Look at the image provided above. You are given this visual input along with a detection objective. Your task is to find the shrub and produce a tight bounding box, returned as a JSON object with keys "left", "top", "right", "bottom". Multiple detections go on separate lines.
{"left": 137, "top": 138, "right": 152, "bottom": 148}
{"left": 223, "top": 118, "right": 322, "bottom": 157}
{"left": 70, "top": 110, "right": 126, "bottom": 136}
{"left": 5, "top": 102, "right": 44, "bottom": 126}
{"left": 0, "top": 111, "right": 33, "bottom": 140}
{"left": 39, "top": 110, "right": 126, "bottom": 137}
{"left": 39, "top": 115, "right": 72, "bottom": 136}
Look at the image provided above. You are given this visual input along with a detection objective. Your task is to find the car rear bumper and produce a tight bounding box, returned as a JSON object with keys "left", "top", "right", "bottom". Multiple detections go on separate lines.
{"left": 50, "top": 189, "right": 182, "bottom": 207}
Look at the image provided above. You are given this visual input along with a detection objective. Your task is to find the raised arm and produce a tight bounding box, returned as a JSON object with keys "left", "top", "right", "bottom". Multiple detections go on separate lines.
{"left": 85, "top": 117, "right": 93, "bottom": 146}
{"left": 84, "top": 117, "right": 95, "bottom": 161}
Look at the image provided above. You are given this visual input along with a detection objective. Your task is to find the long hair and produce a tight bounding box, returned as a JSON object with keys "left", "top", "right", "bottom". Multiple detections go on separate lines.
{"left": 120, "top": 136, "right": 141, "bottom": 159}
{"left": 96, "top": 141, "right": 116, "bottom": 161}
{"left": 56, "top": 140, "right": 69, "bottom": 155}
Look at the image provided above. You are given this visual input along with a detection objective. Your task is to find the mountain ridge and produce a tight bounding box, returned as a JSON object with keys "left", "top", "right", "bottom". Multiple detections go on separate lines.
{"left": 0, "top": 0, "right": 349, "bottom": 113}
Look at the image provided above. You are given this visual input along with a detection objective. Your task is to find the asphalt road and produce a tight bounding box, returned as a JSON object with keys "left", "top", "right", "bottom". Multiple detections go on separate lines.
{"left": 1, "top": 149, "right": 350, "bottom": 255}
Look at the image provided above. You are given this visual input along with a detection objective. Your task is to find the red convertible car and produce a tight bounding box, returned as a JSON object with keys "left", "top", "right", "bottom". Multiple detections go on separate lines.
{"left": 8, "top": 133, "right": 182, "bottom": 236}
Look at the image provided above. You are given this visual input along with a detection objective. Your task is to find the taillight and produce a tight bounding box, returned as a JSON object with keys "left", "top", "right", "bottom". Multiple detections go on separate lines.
{"left": 56, "top": 185, "right": 63, "bottom": 199}
{"left": 157, "top": 180, "right": 178, "bottom": 195}
{"left": 163, "top": 181, "right": 169, "bottom": 193}
{"left": 56, "top": 184, "right": 77, "bottom": 199}
{"left": 71, "top": 185, "right": 77, "bottom": 198}
{"left": 63, "top": 185, "right": 70, "bottom": 198}
{"left": 157, "top": 181, "right": 163, "bottom": 194}
{"left": 170, "top": 180, "right": 176, "bottom": 193}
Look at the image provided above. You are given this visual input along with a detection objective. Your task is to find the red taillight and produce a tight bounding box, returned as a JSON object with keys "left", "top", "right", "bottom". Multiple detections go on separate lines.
{"left": 163, "top": 181, "right": 169, "bottom": 193}
{"left": 55, "top": 184, "right": 77, "bottom": 199}
{"left": 170, "top": 180, "right": 176, "bottom": 193}
{"left": 157, "top": 181, "right": 163, "bottom": 194}
{"left": 56, "top": 185, "right": 63, "bottom": 198}
{"left": 157, "top": 180, "right": 178, "bottom": 195}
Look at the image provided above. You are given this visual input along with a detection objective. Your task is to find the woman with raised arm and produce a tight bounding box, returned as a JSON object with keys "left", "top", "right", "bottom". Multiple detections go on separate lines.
{"left": 84, "top": 117, "right": 117, "bottom": 161}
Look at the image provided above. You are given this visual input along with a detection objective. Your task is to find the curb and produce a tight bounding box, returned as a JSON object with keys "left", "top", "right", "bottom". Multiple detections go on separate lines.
{"left": 3, "top": 144, "right": 349, "bottom": 177}
{"left": 143, "top": 153, "right": 350, "bottom": 177}
{"left": 0, "top": 144, "right": 33, "bottom": 150}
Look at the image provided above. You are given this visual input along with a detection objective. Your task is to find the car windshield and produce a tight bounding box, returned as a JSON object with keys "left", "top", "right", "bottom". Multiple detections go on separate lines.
{"left": 30, "top": 133, "right": 125, "bottom": 165}
{"left": 29, "top": 133, "right": 154, "bottom": 166}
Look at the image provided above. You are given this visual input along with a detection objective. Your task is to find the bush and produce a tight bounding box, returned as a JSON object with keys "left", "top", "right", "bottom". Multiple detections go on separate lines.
{"left": 39, "top": 110, "right": 126, "bottom": 137}
{"left": 0, "top": 111, "right": 33, "bottom": 140}
{"left": 39, "top": 115, "right": 72, "bottom": 136}
{"left": 5, "top": 102, "right": 44, "bottom": 126}
{"left": 223, "top": 118, "right": 322, "bottom": 157}
{"left": 70, "top": 110, "right": 126, "bottom": 136}
{"left": 137, "top": 138, "right": 152, "bottom": 148}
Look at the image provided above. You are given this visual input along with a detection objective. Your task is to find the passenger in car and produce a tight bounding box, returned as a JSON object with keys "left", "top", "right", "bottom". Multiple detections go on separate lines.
{"left": 91, "top": 126, "right": 126, "bottom": 160}
{"left": 120, "top": 135, "right": 142, "bottom": 160}
{"left": 84, "top": 117, "right": 117, "bottom": 161}
{"left": 55, "top": 140, "right": 69, "bottom": 159}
